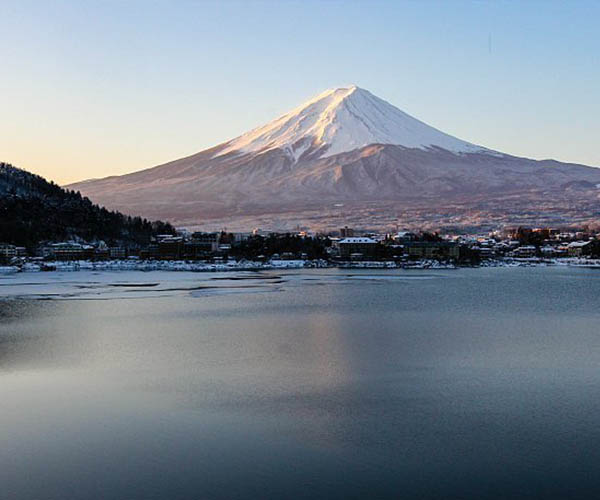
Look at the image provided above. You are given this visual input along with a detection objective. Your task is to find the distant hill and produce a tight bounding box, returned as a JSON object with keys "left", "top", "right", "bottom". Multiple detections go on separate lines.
{"left": 0, "top": 162, "right": 175, "bottom": 249}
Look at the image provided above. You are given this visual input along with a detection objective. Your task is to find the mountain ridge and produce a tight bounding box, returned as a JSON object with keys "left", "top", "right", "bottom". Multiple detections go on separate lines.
{"left": 0, "top": 162, "right": 175, "bottom": 248}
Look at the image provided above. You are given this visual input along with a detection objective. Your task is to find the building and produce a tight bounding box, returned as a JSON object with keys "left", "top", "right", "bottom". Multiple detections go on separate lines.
{"left": 540, "top": 245, "right": 557, "bottom": 257}
{"left": 340, "top": 226, "right": 355, "bottom": 238}
{"left": 472, "top": 245, "right": 495, "bottom": 258}
{"left": 139, "top": 244, "right": 160, "bottom": 260}
{"left": 0, "top": 244, "right": 17, "bottom": 260}
{"left": 338, "top": 237, "right": 377, "bottom": 259}
{"left": 511, "top": 245, "right": 537, "bottom": 258}
{"left": 392, "top": 231, "right": 417, "bottom": 242}
{"left": 567, "top": 240, "right": 600, "bottom": 257}
{"left": 191, "top": 232, "right": 219, "bottom": 251}
{"left": 157, "top": 236, "right": 184, "bottom": 259}
{"left": 41, "top": 242, "right": 92, "bottom": 261}
{"left": 109, "top": 247, "right": 128, "bottom": 259}
{"left": 406, "top": 241, "right": 461, "bottom": 260}
{"left": 183, "top": 232, "right": 220, "bottom": 259}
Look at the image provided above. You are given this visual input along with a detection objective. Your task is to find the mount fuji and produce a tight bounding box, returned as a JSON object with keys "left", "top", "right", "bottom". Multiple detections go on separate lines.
{"left": 69, "top": 86, "right": 600, "bottom": 231}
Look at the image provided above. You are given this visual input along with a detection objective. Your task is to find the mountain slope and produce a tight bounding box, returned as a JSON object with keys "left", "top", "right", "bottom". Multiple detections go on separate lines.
{"left": 68, "top": 86, "right": 600, "bottom": 231}
{"left": 0, "top": 162, "right": 175, "bottom": 248}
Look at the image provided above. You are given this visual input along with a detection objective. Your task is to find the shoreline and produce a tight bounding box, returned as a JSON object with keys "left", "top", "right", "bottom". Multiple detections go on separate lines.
{"left": 2, "top": 257, "right": 600, "bottom": 275}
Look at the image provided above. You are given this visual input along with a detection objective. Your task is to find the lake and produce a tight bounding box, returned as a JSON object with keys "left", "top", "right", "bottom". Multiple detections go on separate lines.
{"left": 1, "top": 267, "right": 600, "bottom": 499}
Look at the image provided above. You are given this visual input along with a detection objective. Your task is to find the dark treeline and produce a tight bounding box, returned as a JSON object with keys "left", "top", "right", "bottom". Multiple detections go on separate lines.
{"left": 230, "top": 234, "right": 329, "bottom": 260}
{"left": 0, "top": 163, "right": 175, "bottom": 249}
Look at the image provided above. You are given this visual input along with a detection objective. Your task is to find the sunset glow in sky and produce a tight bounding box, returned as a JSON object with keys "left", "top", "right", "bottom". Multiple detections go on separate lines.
{"left": 2, "top": 0, "right": 599, "bottom": 184}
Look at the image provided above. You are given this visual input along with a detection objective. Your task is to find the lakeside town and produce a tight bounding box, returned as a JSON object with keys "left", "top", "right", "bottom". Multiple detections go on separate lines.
{"left": 2, "top": 225, "right": 600, "bottom": 273}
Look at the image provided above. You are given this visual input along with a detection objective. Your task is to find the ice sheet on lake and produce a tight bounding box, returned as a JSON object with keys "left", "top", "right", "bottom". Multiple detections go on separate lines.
{"left": 0, "top": 269, "right": 454, "bottom": 301}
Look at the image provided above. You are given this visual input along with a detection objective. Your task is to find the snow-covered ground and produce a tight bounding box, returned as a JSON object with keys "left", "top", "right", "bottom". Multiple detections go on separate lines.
{"left": 0, "top": 266, "right": 19, "bottom": 274}
{"left": 8, "top": 259, "right": 328, "bottom": 274}
{"left": 3, "top": 256, "right": 600, "bottom": 276}
{"left": 480, "top": 257, "right": 600, "bottom": 268}
{"left": 338, "top": 260, "right": 457, "bottom": 269}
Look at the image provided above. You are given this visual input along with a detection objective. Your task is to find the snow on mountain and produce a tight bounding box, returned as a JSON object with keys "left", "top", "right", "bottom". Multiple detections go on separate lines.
{"left": 216, "top": 85, "right": 486, "bottom": 160}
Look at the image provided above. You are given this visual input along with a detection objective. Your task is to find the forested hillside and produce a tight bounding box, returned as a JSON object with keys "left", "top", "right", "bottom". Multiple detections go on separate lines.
{"left": 0, "top": 162, "right": 175, "bottom": 249}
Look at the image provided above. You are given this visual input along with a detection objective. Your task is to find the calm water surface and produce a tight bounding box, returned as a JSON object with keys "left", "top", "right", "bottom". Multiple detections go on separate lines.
{"left": 1, "top": 267, "right": 600, "bottom": 499}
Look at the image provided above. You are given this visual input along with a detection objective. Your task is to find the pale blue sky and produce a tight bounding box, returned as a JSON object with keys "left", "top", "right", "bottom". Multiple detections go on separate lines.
{"left": 1, "top": 0, "right": 599, "bottom": 184}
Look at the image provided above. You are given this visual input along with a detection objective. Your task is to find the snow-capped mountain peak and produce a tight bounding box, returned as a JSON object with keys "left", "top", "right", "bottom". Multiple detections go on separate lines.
{"left": 216, "top": 85, "right": 485, "bottom": 159}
